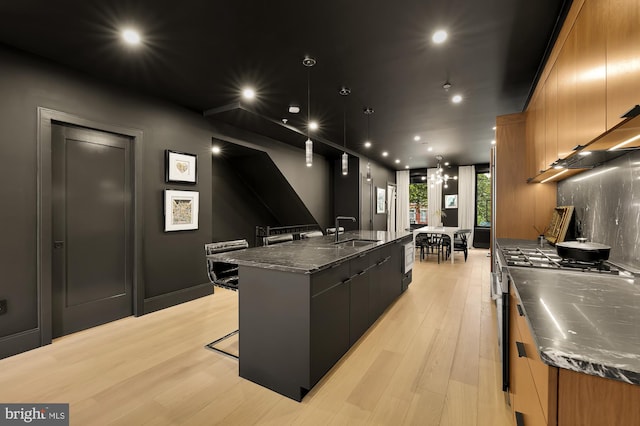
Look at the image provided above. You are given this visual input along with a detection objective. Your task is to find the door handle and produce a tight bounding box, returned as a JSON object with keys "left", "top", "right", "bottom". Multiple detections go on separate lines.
{"left": 53, "top": 241, "right": 65, "bottom": 249}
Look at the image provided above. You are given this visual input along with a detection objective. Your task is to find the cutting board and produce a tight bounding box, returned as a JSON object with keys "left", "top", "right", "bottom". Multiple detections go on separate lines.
{"left": 545, "top": 206, "right": 574, "bottom": 245}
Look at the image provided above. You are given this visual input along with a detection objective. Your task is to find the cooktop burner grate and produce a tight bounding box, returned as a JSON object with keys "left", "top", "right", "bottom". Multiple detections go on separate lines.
{"left": 501, "top": 246, "right": 623, "bottom": 275}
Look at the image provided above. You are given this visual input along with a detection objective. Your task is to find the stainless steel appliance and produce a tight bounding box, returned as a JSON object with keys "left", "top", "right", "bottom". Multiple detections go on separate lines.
{"left": 492, "top": 247, "right": 510, "bottom": 392}
{"left": 500, "top": 246, "right": 633, "bottom": 276}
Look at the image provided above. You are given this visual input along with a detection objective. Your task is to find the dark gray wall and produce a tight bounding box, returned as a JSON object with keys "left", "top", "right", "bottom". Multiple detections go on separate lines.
{"left": 368, "top": 162, "right": 396, "bottom": 231}
{"left": 212, "top": 146, "right": 320, "bottom": 245}
{"left": 333, "top": 156, "right": 360, "bottom": 230}
{"left": 0, "top": 45, "right": 341, "bottom": 357}
{"left": 558, "top": 151, "right": 640, "bottom": 271}
{"left": 442, "top": 166, "right": 459, "bottom": 227}
{"left": 211, "top": 154, "right": 280, "bottom": 246}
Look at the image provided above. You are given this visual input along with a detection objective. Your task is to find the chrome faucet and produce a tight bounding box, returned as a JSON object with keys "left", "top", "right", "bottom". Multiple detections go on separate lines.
{"left": 335, "top": 216, "right": 356, "bottom": 242}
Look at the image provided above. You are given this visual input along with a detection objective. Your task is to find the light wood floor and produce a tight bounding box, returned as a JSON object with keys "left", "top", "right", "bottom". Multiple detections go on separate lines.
{"left": 0, "top": 248, "right": 513, "bottom": 425}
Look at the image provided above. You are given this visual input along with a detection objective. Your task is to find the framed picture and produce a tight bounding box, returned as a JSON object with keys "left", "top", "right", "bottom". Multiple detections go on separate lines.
{"left": 376, "top": 187, "right": 386, "bottom": 214}
{"left": 164, "top": 190, "right": 199, "bottom": 231}
{"left": 165, "top": 150, "right": 197, "bottom": 184}
{"left": 445, "top": 194, "right": 458, "bottom": 209}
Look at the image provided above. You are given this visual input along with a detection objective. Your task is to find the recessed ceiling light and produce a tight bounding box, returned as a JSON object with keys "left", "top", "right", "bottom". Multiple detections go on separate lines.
{"left": 432, "top": 30, "right": 448, "bottom": 44}
{"left": 122, "top": 29, "right": 141, "bottom": 45}
{"left": 212, "top": 145, "right": 221, "bottom": 154}
{"left": 414, "top": 135, "right": 421, "bottom": 141}
{"left": 405, "top": 165, "right": 410, "bottom": 169}
{"left": 492, "top": 126, "right": 497, "bottom": 130}
{"left": 309, "top": 121, "right": 318, "bottom": 130}
{"left": 242, "top": 87, "right": 255, "bottom": 100}
{"left": 427, "top": 147, "right": 433, "bottom": 152}
{"left": 452, "top": 94, "right": 463, "bottom": 104}
{"left": 491, "top": 140, "right": 496, "bottom": 145}
{"left": 364, "top": 141, "right": 372, "bottom": 148}
{"left": 395, "top": 159, "right": 401, "bottom": 164}
{"left": 444, "top": 162, "right": 449, "bottom": 166}
{"left": 382, "top": 151, "right": 389, "bottom": 157}
{"left": 289, "top": 105, "right": 300, "bottom": 114}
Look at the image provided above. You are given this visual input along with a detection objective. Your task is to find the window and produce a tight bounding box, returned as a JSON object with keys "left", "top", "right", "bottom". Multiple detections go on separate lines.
{"left": 409, "top": 182, "right": 428, "bottom": 225}
{"left": 476, "top": 168, "right": 491, "bottom": 227}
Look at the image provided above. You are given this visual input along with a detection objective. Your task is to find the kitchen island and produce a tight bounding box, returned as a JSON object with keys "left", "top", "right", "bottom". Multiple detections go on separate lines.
{"left": 498, "top": 238, "right": 640, "bottom": 425}
{"left": 207, "top": 230, "right": 413, "bottom": 401}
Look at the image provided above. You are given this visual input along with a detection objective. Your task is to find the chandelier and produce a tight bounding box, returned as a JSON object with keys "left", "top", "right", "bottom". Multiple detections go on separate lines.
{"left": 430, "top": 155, "right": 457, "bottom": 188}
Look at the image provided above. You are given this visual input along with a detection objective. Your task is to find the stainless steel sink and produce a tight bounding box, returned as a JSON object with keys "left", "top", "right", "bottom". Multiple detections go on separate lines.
{"left": 334, "top": 239, "right": 380, "bottom": 247}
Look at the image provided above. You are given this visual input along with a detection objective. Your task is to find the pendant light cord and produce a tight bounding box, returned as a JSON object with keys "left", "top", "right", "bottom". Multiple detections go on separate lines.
{"left": 307, "top": 68, "right": 310, "bottom": 139}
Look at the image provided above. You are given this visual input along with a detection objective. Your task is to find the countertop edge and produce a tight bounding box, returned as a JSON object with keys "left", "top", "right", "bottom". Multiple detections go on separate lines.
{"left": 208, "top": 231, "right": 413, "bottom": 274}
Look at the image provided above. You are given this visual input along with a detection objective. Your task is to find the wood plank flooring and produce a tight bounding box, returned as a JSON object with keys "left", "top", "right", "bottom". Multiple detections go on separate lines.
{"left": 0, "top": 248, "right": 513, "bottom": 425}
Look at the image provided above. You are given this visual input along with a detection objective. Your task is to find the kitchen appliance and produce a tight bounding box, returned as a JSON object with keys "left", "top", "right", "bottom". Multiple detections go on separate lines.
{"left": 489, "top": 145, "right": 511, "bottom": 392}
{"left": 492, "top": 242, "right": 510, "bottom": 392}
{"left": 500, "top": 246, "right": 630, "bottom": 275}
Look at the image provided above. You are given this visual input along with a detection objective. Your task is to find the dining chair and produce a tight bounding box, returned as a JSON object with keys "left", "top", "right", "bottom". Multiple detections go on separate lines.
{"left": 452, "top": 229, "right": 472, "bottom": 262}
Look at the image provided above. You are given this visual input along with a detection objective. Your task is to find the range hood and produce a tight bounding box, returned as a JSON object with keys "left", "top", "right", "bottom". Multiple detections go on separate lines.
{"left": 565, "top": 104, "right": 640, "bottom": 168}
{"left": 529, "top": 105, "right": 640, "bottom": 183}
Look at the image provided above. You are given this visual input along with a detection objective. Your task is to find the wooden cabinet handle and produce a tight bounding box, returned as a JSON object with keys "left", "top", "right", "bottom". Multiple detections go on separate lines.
{"left": 516, "top": 341, "right": 527, "bottom": 358}
{"left": 515, "top": 411, "right": 524, "bottom": 426}
{"left": 516, "top": 304, "right": 524, "bottom": 316}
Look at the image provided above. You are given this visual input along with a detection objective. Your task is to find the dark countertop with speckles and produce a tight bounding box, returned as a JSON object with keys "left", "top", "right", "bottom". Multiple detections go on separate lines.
{"left": 207, "top": 230, "right": 412, "bottom": 274}
{"left": 498, "top": 238, "right": 640, "bottom": 385}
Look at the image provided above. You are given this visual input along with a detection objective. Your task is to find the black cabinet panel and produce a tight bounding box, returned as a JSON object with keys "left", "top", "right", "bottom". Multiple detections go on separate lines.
{"left": 310, "top": 277, "right": 350, "bottom": 384}
{"left": 349, "top": 271, "right": 370, "bottom": 345}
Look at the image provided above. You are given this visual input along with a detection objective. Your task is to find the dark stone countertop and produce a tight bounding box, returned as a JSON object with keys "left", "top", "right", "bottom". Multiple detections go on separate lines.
{"left": 498, "top": 238, "right": 640, "bottom": 385}
{"left": 207, "top": 230, "right": 412, "bottom": 274}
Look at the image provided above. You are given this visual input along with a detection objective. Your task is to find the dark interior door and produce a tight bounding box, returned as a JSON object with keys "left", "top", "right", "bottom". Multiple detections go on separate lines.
{"left": 52, "top": 124, "right": 132, "bottom": 338}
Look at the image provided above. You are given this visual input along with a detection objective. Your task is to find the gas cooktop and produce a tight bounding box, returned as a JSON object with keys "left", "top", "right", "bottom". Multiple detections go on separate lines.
{"left": 500, "top": 247, "right": 631, "bottom": 276}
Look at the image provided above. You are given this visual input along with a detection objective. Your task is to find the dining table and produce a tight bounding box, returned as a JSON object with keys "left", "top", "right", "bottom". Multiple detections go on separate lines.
{"left": 412, "top": 225, "right": 462, "bottom": 264}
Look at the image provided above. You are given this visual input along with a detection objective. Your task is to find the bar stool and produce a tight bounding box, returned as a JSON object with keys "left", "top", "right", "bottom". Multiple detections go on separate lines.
{"left": 204, "top": 239, "right": 248, "bottom": 359}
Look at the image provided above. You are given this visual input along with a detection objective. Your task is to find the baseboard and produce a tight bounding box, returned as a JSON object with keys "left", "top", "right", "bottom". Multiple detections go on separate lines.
{"left": 0, "top": 329, "right": 43, "bottom": 360}
{"left": 143, "top": 282, "right": 213, "bottom": 314}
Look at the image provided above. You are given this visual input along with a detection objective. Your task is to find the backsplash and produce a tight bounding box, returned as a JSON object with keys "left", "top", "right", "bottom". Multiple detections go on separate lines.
{"left": 557, "top": 150, "right": 640, "bottom": 272}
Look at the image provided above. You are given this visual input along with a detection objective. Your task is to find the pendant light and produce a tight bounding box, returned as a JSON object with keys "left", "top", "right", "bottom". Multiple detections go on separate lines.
{"left": 364, "top": 107, "right": 374, "bottom": 181}
{"left": 339, "top": 86, "right": 351, "bottom": 175}
{"left": 303, "top": 56, "right": 316, "bottom": 167}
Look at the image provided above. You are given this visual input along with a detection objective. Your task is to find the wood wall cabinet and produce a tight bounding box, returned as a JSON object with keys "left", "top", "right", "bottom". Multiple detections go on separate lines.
{"left": 606, "top": 0, "right": 640, "bottom": 129}
{"left": 574, "top": 0, "right": 607, "bottom": 146}
{"left": 533, "top": 93, "right": 547, "bottom": 174}
{"left": 523, "top": 0, "right": 640, "bottom": 182}
{"left": 545, "top": 67, "right": 559, "bottom": 168}
{"left": 556, "top": 26, "right": 577, "bottom": 160}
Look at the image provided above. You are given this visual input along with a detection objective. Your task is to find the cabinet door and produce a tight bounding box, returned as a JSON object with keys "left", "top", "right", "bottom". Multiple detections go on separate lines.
{"left": 533, "top": 94, "right": 547, "bottom": 173}
{"left": 557, "top": 26, "right": 577, "bottom": 160}
{"left": 350, "top": 271, "right": 369, "bottom": 345}
{"left": 606, "top": 0, "right": 640, "bottom": 129}
{"left": 545, "top": 67, "right": 558, "bottom": 168}
{"left": 310, "top": 264, "right": 350, "bottom": 385}
{"left": 350, "top": 253, "right": 371, "bottom": 345}
{"left": 512, "top": 342, "right": 548, "bottom": 426}
{"left": 575, "top": 0, "right": 607, "bottom": 145}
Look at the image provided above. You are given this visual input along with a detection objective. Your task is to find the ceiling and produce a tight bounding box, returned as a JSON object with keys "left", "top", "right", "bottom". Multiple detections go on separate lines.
{"left": 0, "top": 0, "right": 570, "bottom": 169}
